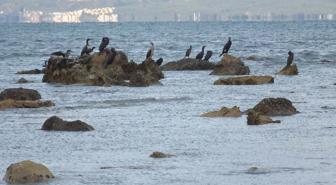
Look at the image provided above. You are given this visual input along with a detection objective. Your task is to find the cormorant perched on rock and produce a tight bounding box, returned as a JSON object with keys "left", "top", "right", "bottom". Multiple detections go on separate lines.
{"left": 80, "top": 39, "right": 95, "bottom": 56}
{"left": 51, "top": 50, "right": 72, "bottom": 58}
{"left": 185, "top": 45, "right": 192, "bottom": 58}
{"left": 105, "top": 48, "right": 117, "bottom": 67}
{"left": 156, "top": 58, "right": 163, "bottom": 66}
{"left": 219, "top": 37, "right": 232, "bottom": 57}
{"left": 99, "top": 37, "right": 110, "bottom": 53}
{"left": 203, "top": 51, "right": 213, "bottom": 62}
{"left": 146, "top": 42, "right": 154, "bottom": 60}
{"left": 196, "top": 46, "right": 206, "bottom": 61}
{"left": 287, "top": 51, "right": 294, "bottom": 66}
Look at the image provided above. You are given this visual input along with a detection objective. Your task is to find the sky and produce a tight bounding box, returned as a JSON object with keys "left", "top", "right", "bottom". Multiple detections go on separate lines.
{"left": 0, "top": 0, "right": 335, "bottom": 21}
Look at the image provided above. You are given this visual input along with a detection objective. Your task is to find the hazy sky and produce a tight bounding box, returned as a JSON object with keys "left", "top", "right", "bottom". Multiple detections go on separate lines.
{"left": 1, "top": 0, "right": 335, "bottom": 21}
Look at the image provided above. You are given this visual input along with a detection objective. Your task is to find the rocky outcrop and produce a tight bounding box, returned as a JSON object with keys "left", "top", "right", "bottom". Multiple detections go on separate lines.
{"left": 42, "top": 116, "right": 94, "bottom": 131}
{"left": 42, "top": 50, "right": 164, "bottom": 87}
{"left": 214, "top": 76, "right": 274, "bottom": 85}
{"left": 0, "top": 88, "right": 41, "bottom": 101}
{"left": 252, "top": 98, "right": 298, "bottom": 116}
{"left": 277, "top": 64, "right": 298, "bottom": 75}
{"left": 247, "top": 110, "right": 280, "bottom": 125}
{"left": 150, "top": 151, "right": 175, "bottom": 158}
{"left": 201, "top": 106, "right": 242, "bottom": 117}
{"left": 161, "top": 58, "right": 215, "bottom": 71}
{"left": 0, "top": 88, "right": 54, "bottom": 110}
{"left": 16, "top": 69, "right": 44, "bottom": 74}
{"left": 210, "top": 55, "right": 250, "bottom": 75}
{"left": 3, "top": 160, "right": 54, "bottom": 184}
{"left": 16, "top": 78, "right": 30, "bottom": 84}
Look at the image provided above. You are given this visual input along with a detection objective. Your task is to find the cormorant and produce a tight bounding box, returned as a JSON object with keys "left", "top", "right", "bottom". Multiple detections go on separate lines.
{"left": 146, "top": 42, "right": 154, "bottom": 60}
{"left": 203, "top": 50, "right": 213, "bottom": 62}
{"left": 287, "top": 51, "right": 294, "bottom": 66}
{"left": 99, "top": 37, "right": 110, "bottom": 53}
{"left": 185, "top": 45, "right": 192, "bottom": 58}
{"left": 156, "top": 58, "right": 163, "bottom": 66}
{"left": 81, "top": 39, "right": 95, "bottom": 56}
{"left": 196, "top": 46, "right": 206, "bottom": 61}
{"left": 50, "top": 50, "right": 72, "bottom": 58}
{"left": 219, "top": 37, "right": 232, "bottom": 57}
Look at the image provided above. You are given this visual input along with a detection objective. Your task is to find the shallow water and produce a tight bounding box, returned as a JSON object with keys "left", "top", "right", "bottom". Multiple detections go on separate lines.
{"left": 0, "top": 22, "right": 336, "bottom": 185}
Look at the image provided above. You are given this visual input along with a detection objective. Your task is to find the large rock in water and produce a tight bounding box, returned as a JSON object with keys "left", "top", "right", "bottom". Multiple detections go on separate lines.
{"left": 0, "top": 88, "right": 41, "bottom": 101}
{"left": 214, "top": 76, "right": 274, "bottom": 85}
{"left": 42, "top": 116, "right": 94, "bottom": 131}
{"left": 277, "top": 64, "right": 298, "bottom": 75}
{"left": 161, "top": 58, "right": 215, "bottom": 71}
{"left": 210, "top": 55, "right": 250, "bottom": 75}
{"left": 252, "top": 98, "right": 298, "bottom": 116}
{"left": 3, "top": 160, "right": 54, "bottom": 184}
{"left": 247, "top": 110, "right": 280, "bottom": 125}
{"left": 201, "top": 106, "right": 242, "bottom": 117}
{"left": 0, "top": 88, "right": 54, "bottom": 110}
{"left": 42, "top": 50, "right": 164, "bottom": 87}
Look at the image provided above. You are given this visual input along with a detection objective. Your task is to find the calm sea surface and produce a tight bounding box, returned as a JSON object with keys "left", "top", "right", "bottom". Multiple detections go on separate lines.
{"left": 0, "top": 21, "right": 336, "bottom": 185}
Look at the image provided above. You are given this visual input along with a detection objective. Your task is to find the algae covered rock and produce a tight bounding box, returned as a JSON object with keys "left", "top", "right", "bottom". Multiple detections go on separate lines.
{"left": 3, "top": 160, "right": 54, "bottom": 184}
{"left": 277, "top": 64, "right": 298, "bottom": 75}
{"left": 252, "top": 98, "right": 298, "bottom": 116}
{"left": 214, "top": 76, "right": 274, "bottom": 85}
{"left": 42, "top": 116, "right": 94, "bottom": 131}
{"left": 210, "top": 55, "right": 250, "bottom": 75}
{"left": 161, "top": 58, "right": 215, "bottom": 71}
{"left": 201, "top": 106, "right": 242, "bottom": 117}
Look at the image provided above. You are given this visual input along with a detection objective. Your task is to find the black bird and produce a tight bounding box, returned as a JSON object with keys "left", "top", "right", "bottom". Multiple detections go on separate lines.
{"left": 146, "top": 42, "right": 154, "bottom": 60}
{"left": 51, "top": 50, "right": 72, "bottom": 58}
{"left": 99, "top": 37, "right": 110, "bottom": 53}
{"left": 287, "top": 51, "right": 294, "bottom": 66}
{"left": 203, "top": 50, "right": 213, "bottom": 62}
{"left": 106, "top": 48, "right": 117, "bottom": 66}
{"left": 219, "top": 37, "right": 232, "bottom": 57}
{"left": 185, "top": 45, "right": 192, "bottom": 58}
{"left": 81, "top": 39, "right": 95, "bottom": 56}
{"left": 196, "top": 46, "right": 206, "bottom": 61}
{"left": 156, "top": 58, "right": 163, "bottom": 66}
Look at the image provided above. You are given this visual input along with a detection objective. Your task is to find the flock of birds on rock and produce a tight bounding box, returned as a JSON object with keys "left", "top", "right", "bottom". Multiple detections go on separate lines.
{"left": 50, "top": 36, "right": 294, "bottom": 67}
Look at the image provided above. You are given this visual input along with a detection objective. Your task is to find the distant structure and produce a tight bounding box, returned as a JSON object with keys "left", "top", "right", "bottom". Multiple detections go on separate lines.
{"left": 16, "top": 7, "right": 118, "bottom": 23}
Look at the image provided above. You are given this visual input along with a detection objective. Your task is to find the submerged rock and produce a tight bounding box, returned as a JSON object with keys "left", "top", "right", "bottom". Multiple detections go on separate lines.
{"left": 210, "top": 55, "right": 250, "bottom": 75}
{"left": 16, "top": 78, "right": 29, "bottom": 84}
{"left": 252, "top": 98, "right": 298, "bottom": 116}
{"left": 42, "top": 116, "right": 94, "bottom": 131}
{"left": 150, "top": 151, "right": 175, "bottom": 158}
{"left": 3, "top": 160, "right": 54, "bottom": 184}
{"left": 42, "top": 50, "right": 164, "bottom": 87}
{"left": 214, "top": 76, "right": 274, "bottom": 85}
{"left": 0, "top": 88, "right": 41, "bottom": 101}
{"left": 161, "top": 58, "right": 215, "bottom": 71}
{"left": 277, "top": 64, "right": 298, "bottom": 75}
{"left": 247, "top": 110, "right": 281, "bottom": 125}
{"left": 16, "top": 69, "right": 44, "bottom": 74}
{"left": 246, "top": 167, "right": 271, "bottom": 174}
{"left": 201, "top": 106, "right": 242, "bottom": 117}
{"left": 0, "top": 99, "right": 54, "bottom": 110}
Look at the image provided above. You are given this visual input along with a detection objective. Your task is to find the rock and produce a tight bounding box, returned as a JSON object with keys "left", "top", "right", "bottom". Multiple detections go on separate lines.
{"left": 201, "top": 106, "right": 242, "bottom": 117}
{"left": 150, "top": 151, "right": 175, "bottom": 158}
{"left": 3, "top": 160, "right": 54, "bottom": 184}
{"left": 0, "top": 99, "right": 54, "bottom": 110}
{"left": 210, "top": 55, "right": 250, "bottom": 75}
{"left": 246, "top": 167, "right": 270, "bottom": 174}
{"left": 247, "top": 110, "right": 281, "bottom": 125}
{"left": 16, "top": 78, "right": 30, "bottom": 84}
{"left": 42, "top": 51, "right": 163, "bottom": 87}
{"left": 16, "top": 69, "right": 44, "bottom": 74}
{"left": 0, "top": 88, "right": 41, "bottom": 101}
{"left": 161, "top": 58, "right": 215, "bottom": 71}
{"left": 277, "top": 64, "right": 298, "bottom": 75}
{"left": 242, "top": 55, "right": 258, "bottom": 61}
{"left": 252, "top": 98, "right": 298, "bottom": 116}
{"left": 41, "top": 116, "right": 94, "bottom": 131}
{"left": 214, "top": 76, "right": 274, "bottom": 85}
